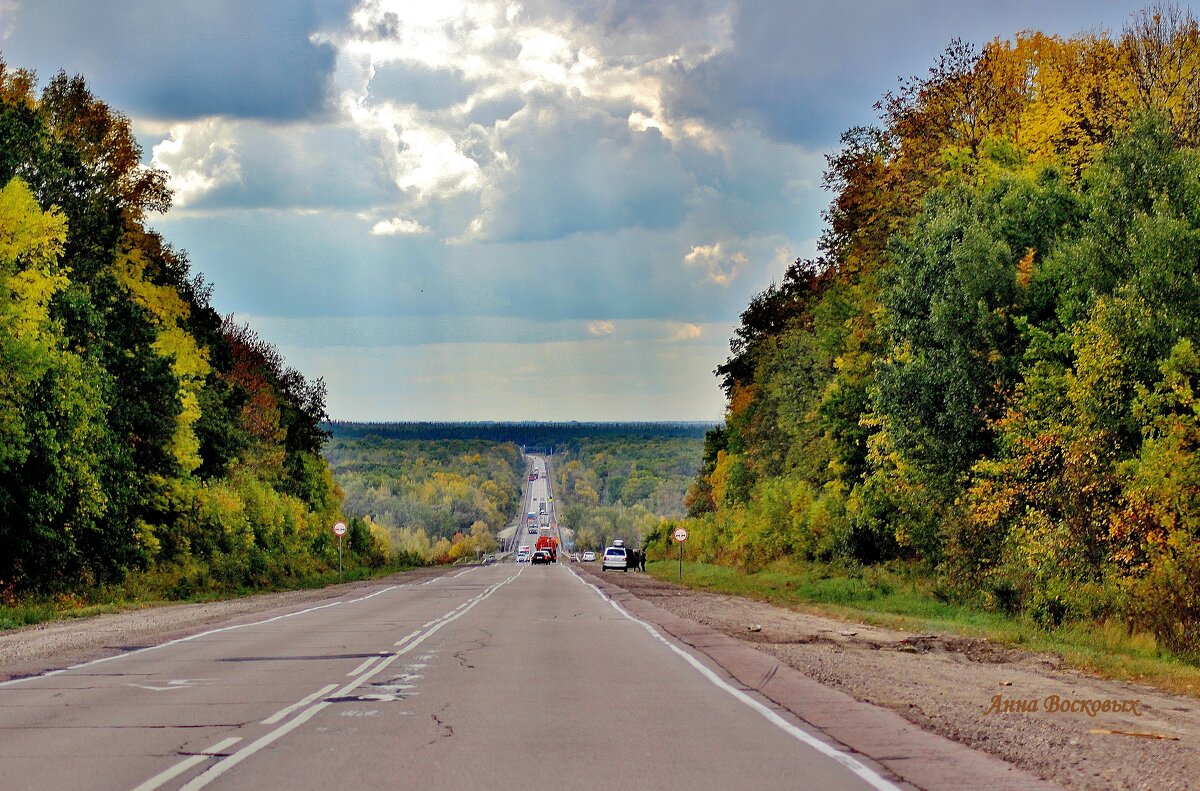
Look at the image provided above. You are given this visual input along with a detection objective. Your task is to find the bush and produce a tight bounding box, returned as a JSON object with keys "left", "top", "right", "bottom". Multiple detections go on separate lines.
{"left": 1126, "top": 534, "right": 1200, "bottom": 661}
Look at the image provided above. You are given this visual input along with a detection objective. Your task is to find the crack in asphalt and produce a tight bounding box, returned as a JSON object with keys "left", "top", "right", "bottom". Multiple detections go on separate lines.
{"left": 452, "top": 629, "right": 492, "bottom": 670}
{"left": 429, "top": 711, "right": 453, "bottom": 742}
{"left": 757, "top": 663, "right": 779, "bottom": 690}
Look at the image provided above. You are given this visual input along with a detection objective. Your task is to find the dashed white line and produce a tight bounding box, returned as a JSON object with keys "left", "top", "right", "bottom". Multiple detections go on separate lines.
{"left": 394, "top": 629, "right": 422, "bottom": 648}
{"left": 177, "top": 568, "right": 524, "bottom": 790}
{"left": 261, "top": 684, "right": 338, "bottom": 725}
{"left": 178, "top": 704, "right": 331, "bottom": 791}
{"left": 347, "top": 585, "right": 400, "bottom": 603}
{"left": 130, "top": 737, "right": 241, "bottom": 791}
{"left": 346, "top": 653, "right": 390, "bottom": 677}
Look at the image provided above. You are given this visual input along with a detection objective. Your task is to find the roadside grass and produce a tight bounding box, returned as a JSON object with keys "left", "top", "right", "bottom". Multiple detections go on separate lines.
{"left": 0, "top": 562, "right": 421, "bottom": 632}
{"left": 647, "top": 559, "right": 1200, "bottom": 696}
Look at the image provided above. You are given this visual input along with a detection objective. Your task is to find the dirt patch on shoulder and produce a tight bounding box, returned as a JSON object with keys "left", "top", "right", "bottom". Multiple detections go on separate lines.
{"left": 589, "top": 567, "right": 1200, "bottom": 791}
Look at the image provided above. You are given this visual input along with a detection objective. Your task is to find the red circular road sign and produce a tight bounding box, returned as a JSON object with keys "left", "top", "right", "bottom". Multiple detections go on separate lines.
{"left": 333, "top": 521, "right": 348, "bottom": 536}
{"left": 673, "top": 527, "right": 688, "bottom": 543}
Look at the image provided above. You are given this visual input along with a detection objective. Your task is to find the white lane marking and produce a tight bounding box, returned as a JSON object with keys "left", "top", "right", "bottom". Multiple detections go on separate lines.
{"left": 128, "top": 678, "right": 216, "bottom": 692}
{"left": 452, "top": 568, "right": 474, "bottom": 578}
{"left": 1, "top": 585, "right": 407, "bottom": 689}
{"left": 178, "top": 702, "right": 333, "bottom": 791}
{"left": 130, "top": 737, "right": 241, "bottom": 791}
{"left": 394, "top": 629, "right": 421, "bottom": 647}
{"left": 179, "top": 568, "right": 524, "bottom": 791}
{"left": 346, "top": 653, "right": 390, "bottom": 677}
{"left": 569, "top": 569, "right": 902, "bottom": 791}
{"left": 347, "top": 585, "right": 400, "bottom": 603}
{"left": 262, "top": 684, "right": 337, "bottom": 725}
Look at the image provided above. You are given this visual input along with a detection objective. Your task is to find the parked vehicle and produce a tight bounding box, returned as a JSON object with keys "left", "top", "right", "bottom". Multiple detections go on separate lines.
{"left": 581, "top": 551, "right": 596, "bottom": 562}
{"left": 601, "top": 545, "right": 628, "bottom": 571}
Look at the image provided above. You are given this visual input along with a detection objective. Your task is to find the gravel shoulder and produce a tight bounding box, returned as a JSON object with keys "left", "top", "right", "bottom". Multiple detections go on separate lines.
{"left": 586, "top": 565, "right": 1200, "bottom": 791}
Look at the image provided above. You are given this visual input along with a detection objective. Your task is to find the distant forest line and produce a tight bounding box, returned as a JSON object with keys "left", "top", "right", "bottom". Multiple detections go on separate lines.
{"left": 326, "top": 421, "right": 715, "bottom": 446}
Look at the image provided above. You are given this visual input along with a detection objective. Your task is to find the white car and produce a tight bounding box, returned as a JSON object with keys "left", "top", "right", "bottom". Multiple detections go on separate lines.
{"left": 581, "top": 551, "right": 596, "bottom": 562}
{"left": 601, "top": 546, "right": 627, "bottom": 571}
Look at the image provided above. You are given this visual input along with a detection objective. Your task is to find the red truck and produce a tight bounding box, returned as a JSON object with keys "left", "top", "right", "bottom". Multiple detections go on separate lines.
{"left": 534, "top": 527, "right": 558, "bottom": 562}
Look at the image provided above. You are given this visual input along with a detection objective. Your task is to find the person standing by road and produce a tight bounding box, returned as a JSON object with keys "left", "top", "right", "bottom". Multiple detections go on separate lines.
{"left": 638, "top": 548, "right": 647, "bottom": 572}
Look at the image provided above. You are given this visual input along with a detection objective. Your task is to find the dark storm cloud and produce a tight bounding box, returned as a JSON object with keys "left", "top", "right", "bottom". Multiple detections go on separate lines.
{"left": 1, "top": 0, "right": 355, "bottom": 120}
{"left": 660, "top": 0, "right": 1158, "bottom": 146}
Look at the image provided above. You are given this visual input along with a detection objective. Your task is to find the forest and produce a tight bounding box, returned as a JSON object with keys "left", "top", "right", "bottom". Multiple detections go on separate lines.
{"left": 0, "top": 61, "right": 359, "bottom": 601}
{"left": 668, "top": 6, "right": 1200, "bottom": 661}
{"left": 549, "top": 432, "right": 704, "bottom": 551}
{"left": 325, "top": 423, "right": 704, "bottom": 558}
{"left": 323, "top": 429, "right": 523, "bottom": 563}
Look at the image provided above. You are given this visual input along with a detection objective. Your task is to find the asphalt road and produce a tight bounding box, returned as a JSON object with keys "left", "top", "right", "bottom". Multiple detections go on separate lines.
{"left": 499, "top": 454, "right": 567, "bottom": 556}
{"left": 0, "top": 562, "right": 901, "bottom": 790}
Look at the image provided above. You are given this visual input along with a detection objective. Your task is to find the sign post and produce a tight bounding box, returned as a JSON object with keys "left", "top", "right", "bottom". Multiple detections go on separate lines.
{"left": 673, "top": 527, "right": 688, "bottom": 581}
{"left": 333, "top": 521, "right": 348, "bottom": 575}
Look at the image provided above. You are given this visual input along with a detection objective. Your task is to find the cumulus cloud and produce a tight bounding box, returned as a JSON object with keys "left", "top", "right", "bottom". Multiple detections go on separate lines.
{"left": 467, "top": 103, "right": 694, "bottom": 241}
{"left": 150, "top": 119, "right": 395, "bottom": 211}
{"left": 370, "top": 217, "right": 430, "bottom": 235}
{"left": 684, "top": 242, "right": 748, "bottom": 286}
{"left": 587, "top": 320, "right": 615, "bottom": 337}
{"left": 323, "top": 0, "right": 731, "bottom": 241}
{"left": 150, "top": 119, "right": 243, "bottom": 207}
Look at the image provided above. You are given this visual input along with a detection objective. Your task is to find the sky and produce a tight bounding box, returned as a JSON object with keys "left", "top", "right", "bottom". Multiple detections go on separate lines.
{"left": 0, "top": 0, "right": 1171, "bottom": 421}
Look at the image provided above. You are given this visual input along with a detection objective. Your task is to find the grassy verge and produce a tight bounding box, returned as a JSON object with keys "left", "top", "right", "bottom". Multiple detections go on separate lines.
{"left": 0, "top": 562, "right": 421, "bottom": 632}
{"left": 647, "top": 558, "right": 1200, "bottom": 696}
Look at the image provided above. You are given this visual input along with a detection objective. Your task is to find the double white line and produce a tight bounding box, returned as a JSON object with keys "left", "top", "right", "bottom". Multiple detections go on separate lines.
{"left": 149, "top": 568, "right": 522, "bottom": 791}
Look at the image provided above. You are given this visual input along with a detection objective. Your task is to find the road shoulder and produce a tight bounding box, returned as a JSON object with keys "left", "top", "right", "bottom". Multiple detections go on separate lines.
{"left": 576, "top": 564, "right": 1199, "bottom": 791}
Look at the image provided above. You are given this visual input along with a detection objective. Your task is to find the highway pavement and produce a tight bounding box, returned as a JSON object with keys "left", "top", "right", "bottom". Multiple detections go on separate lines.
{"left": 0, "top": 561, "right": 902, "bottom": 790}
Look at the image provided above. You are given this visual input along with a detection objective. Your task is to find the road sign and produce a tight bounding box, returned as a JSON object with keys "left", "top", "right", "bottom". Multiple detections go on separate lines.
{"left": 333, "top": 521, "right": 347, "bottom": 576}
{"left": 674, "top": 527, "right": 687, "bottom": 580}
